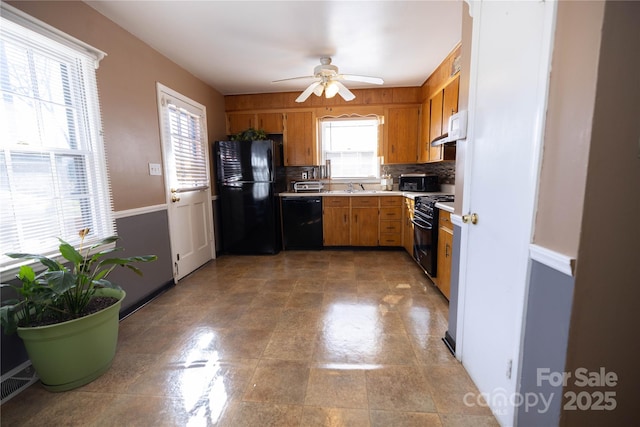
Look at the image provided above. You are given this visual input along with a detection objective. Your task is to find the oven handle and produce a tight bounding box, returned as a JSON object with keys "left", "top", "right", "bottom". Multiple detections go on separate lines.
{"left": 412, "top": 219, "right": 432, "bottom": 231}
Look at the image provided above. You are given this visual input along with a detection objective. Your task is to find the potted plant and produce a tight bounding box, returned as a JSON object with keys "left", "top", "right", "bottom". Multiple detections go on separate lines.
{"left": 0, "top": 230, "right": 157, "bottom": 391}
{"left": 230, "top": 127, "right": 268, "bottom": 141}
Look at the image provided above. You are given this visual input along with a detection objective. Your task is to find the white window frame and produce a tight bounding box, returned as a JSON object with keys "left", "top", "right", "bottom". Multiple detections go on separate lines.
{"left": 318, "top": 116, "right": 382, "bottom": 182}
{"left": 0, "top": 3, "right": 112, "bottom": 276}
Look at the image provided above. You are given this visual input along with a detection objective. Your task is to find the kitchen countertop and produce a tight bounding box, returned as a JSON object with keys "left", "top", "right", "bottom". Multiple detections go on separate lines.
{"left": 279, "top": 191, "right": 449, "bottom": 200}
{"left": 435, "top": 201, "right": 454, "bottom": 213}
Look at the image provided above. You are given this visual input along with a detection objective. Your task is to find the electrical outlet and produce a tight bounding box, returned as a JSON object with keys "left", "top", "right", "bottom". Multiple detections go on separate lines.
{"left": 149, "top": 163, "right": 162, "bottom": 176}
{"left": 302, "top": 171, "right": 308, "bottom": 180}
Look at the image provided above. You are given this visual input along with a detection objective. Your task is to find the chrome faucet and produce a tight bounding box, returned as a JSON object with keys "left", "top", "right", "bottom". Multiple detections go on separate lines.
{"left": 347, "top": 182, "right": 353, "bottom": 193}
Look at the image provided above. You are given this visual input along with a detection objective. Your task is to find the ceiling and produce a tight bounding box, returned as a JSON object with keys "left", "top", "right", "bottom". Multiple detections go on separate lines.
{"left": 85, "top": 1, "right": 463, "bottom": 96}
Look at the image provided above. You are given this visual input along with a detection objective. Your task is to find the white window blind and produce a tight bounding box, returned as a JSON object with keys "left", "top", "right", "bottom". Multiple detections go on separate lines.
{"left": 320, "top": 117, "right": 381, "bottom": 179}
{"left": 0, "top": 5, "right": 113, "bottom": 273}
{"left": 162, "top": 96, "right": 208, "bottom": 192}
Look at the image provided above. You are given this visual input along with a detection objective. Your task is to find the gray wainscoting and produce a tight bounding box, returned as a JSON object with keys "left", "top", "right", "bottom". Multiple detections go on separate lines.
{"left": 112, "top": 210, "right": 174, "bottom": 313}
{"left": 517, "top": 260, "right": 574, "bottom": 426}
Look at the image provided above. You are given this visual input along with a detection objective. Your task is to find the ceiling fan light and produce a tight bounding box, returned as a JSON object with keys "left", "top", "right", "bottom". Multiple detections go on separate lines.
{"left": 313, "top": 84, "right": 325, "bottom": 97}
{"left": 325, "top": 81, "right": 339, "bottom": 98}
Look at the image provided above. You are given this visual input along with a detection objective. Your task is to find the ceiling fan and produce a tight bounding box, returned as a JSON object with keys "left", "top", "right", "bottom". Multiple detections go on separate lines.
{"left": 273, "top": 57, "right": 384, "bottom": 103}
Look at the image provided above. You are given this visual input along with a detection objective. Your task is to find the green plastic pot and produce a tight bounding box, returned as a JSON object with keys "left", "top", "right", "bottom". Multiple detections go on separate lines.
{"left": 17, "top": 288, "right": 125, "bottom": 392}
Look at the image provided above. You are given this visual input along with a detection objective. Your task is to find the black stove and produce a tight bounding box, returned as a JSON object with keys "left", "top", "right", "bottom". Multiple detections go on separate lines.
{"left": 412, "top": 194, "right": 454, "bottom": 277}
{"left": 415, "top": 194, "right": 454, "bottom": 223}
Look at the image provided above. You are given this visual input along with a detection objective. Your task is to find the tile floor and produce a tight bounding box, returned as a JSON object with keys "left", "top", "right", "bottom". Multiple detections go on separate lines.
{"left": 1, "top": 250, "right": 498, "bottom": 426}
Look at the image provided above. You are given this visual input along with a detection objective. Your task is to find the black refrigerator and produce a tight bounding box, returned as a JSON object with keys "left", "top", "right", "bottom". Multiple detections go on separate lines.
{"left": 215, "top": 138, "right": 285, "bottom": 254}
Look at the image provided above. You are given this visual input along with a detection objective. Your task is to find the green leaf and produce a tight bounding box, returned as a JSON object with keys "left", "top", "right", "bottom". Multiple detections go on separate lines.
{"left": 58, "top": 240, "right": 84, "bottom": 265}
{"left": 93, "top": 279, "right": 121, "bottom": 289}
{"left": 17, "top": 265, "right": 35, "bottom": 282}
{"left": 6, "top": 253, "right": 61, "bottom": 271}
{"left": 89, "top": 236, "right": 119, "bottom": 250}
{"left": 44, "top": 270, "right": 78, "bottom": 295}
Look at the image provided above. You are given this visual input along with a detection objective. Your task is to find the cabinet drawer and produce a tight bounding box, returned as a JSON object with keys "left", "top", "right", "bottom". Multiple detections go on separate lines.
{"left": 380, "top": 196, "right": 402, "bottom": 207}
{"left": 324, "top": 196, "right": 349, "bottom": 207}
{"left": 379, "top": 233, "right": 402, "bottom": 246}
{"left": 380, "top": 220, "right": 402, "bottom": 233}
{"left": 351, "top": 196, "right": 378, "bottom": 208}
{"left": 380, "top": 207, "right": 402, "bottom": 220}
{"left": 439, "top": 209, "right": 452, "bottom": 230}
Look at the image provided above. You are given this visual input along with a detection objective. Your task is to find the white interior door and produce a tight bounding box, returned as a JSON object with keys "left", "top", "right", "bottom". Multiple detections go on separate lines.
{"left": 157, "top": 83, "right": 214, "bottom": 281}
{"left": 456, "top": 1, "right": 556, "bottom": 425}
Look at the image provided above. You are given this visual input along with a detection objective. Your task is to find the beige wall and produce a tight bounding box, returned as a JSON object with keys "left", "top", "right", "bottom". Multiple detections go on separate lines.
{"left": 562, "top": 1, "right": 640, "bottom": 425}
{"left": 532, "top": 1, "right": 605, "bottom": 257}
{"left": 9, "top": 1, "right": 227, "bottom": 211}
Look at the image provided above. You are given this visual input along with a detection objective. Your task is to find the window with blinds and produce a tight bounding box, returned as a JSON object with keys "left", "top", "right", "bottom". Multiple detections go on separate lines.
{"left": 159, "top": 91, "right": 208, "bottom": 193}
{"left": 0, "top": 5, "right": 113, "bottom": 273}
{"left": 166, "top": 102, "right": 208, "bottom": 191}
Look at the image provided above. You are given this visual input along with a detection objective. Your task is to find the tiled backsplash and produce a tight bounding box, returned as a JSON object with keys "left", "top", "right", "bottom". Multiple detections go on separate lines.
{"left": 286, "top": 162, "right": 455, "bottom": 189}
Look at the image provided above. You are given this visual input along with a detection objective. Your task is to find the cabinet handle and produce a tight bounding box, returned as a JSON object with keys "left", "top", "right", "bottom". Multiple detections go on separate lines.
{"left": 344, "top": 214, "right": 347, "bottom": 223}
{"left": 445, "top": 243, "right": 450, "bottom": 258}
{"left": 355, "top": 215, "right": 358, "bottom": 223}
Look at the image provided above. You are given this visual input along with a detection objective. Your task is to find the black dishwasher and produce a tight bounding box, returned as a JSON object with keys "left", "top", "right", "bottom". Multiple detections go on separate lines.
{"left": 281, "top": 196, "right": 323, "bottom": 250}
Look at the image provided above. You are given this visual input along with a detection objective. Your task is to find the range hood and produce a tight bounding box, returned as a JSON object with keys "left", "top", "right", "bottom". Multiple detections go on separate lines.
{"left": 431, "top": 110, "right": 468, "bottom": 146}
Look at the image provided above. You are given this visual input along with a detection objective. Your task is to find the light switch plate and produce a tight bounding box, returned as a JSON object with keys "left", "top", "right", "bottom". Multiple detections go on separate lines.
{"left": 149, "top": 163, "right": 162, "bottom": 176}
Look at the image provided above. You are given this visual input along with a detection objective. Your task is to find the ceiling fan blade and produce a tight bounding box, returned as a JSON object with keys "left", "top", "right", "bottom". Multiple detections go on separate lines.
{"left": 272, "top": 76, "right": 315, "bottom": 83}
{"left": 333, "top": 80, "right": 356, "bottom": 101}
{"left": 295, "top": 81, "right": 322, "bottom": 103}
{"left": 339, "top": 74, "right": 384, "bottom": 85}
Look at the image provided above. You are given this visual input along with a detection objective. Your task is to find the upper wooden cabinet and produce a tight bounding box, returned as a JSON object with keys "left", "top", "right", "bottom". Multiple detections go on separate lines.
{"left": 284, "top": 111, "right": 315, "bottom": 166}
{"left": 429, "top": 90, "right": 444, "bottom": 144}
{"left": 226, "top": 112, "right": 284, "bottom": 135}
{"left": 257, "top": 112, "right": 284, "bottom": 134}
{"left": 226, "top": 113, "right": 255, "bottom": 135}
{"left": 426, "top": 75, "right": 458, "bottom": 163}
{"left": 442, "top": 76, "right": 459, "bottom": 133}
{"left": 384, "top": 106, "right": 420, "bottom": 164}
{"left": 419, "top": 99, "right": 431, "bottom": 163}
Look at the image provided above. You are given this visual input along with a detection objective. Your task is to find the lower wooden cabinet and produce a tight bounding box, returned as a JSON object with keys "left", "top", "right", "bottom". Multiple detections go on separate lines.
{"left": 322, "top": 196, "right": 409, "bottom": 247}
{"left": 351, "top": 197, "right": 379, "bottom": 246}
{"left": 403, "top": 197, "right": 415, "bottom": 254}
{"left": 323, "top": 197, "right": 350, "bottom": 246}
{"left": 436, "top": 209, "right": 453, "bottom": 300}
{"left": 379, "top": 196, "right": 403, "bottom": 246}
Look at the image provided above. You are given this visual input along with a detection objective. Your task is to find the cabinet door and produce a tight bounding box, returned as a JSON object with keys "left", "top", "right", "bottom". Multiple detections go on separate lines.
{"left": 284, "top": 111, "right": 314, "bottom": 166}
{"left": 323, "top": 207, "right": 350, "bottom": 246}
{"left": 350, "top": 207, "right": 378, "bottom": 246}
{"left": 429, "top": 91, "right": 443, "bottom": 143}
{"left": 386, "top": 106, "right": 419, "bottom": 164}
{"left": 257, "top": 112, "right": 284, "bottom": 134}
{"left": 227, "top": 113, "right": 255, "bottom": 135}
{"left": 442, "top": 76, "right": 460, "bottom": 132}
{"left": 403, "top": 198, "right": 414, "bottom": 254}
{"left": 437, "top": 227, "right": 453, "bottom": 300}
{"left": 419, "top": 99, "right": 430, "bottom": 163}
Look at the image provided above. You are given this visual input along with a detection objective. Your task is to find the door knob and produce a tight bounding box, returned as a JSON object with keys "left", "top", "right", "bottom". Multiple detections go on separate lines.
{"left": 462, "top": 213, "right": 478, "bottom": 224}
{"left": 171, "top": 194, "right": 181, "bottom": 203}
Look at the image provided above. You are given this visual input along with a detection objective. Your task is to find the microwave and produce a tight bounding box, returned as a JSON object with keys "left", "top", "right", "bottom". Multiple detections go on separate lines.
{"left": 399, "top": 174, "right": 439, "bottom": 192}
